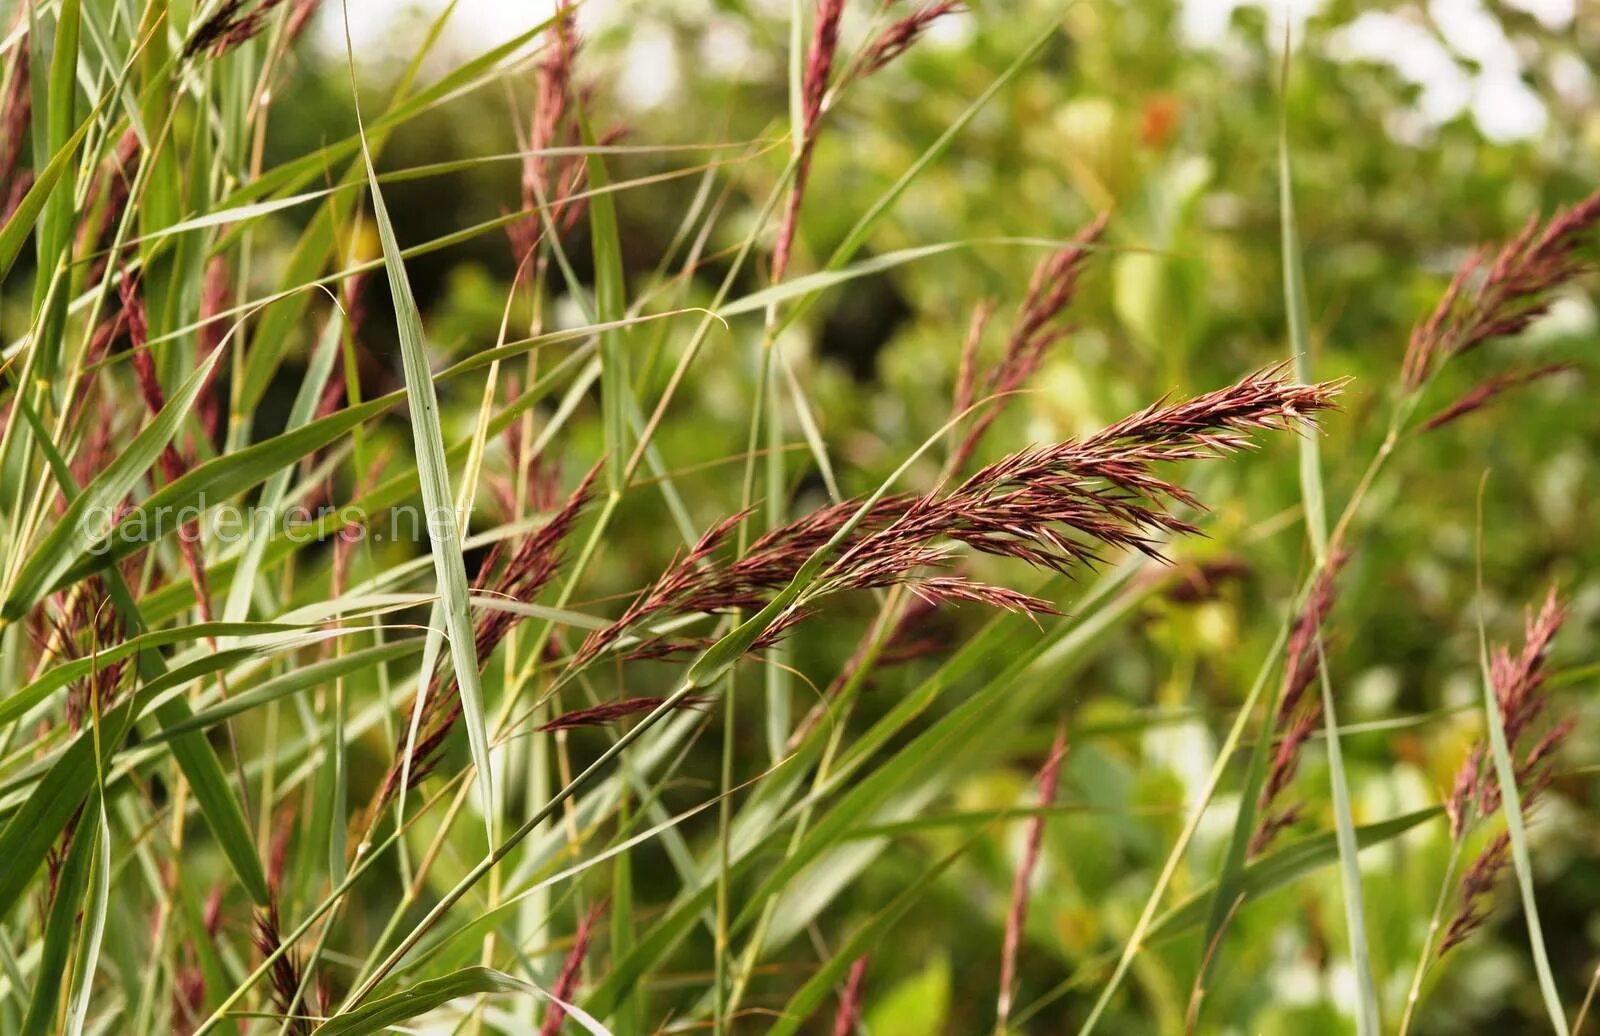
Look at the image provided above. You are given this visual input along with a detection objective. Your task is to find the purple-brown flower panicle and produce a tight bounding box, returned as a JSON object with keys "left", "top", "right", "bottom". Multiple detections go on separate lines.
{"left": 1403, "top": 187, "right": 1600, "bottom": 391}
{"left": 1421, "top": 362, "right": 1575, "bottom": 433}
{"left": 1251, "top": 551, "right": 1348, "bottom": 856}
{"left": 1439, "top": 587, "right": 1571, "bottom": 955}
{"left": 771, "top": 0, "right": 846, "bottom": 283}
{"left": 576, "top": 366, "right": 1342, "bottom": 667}
{"left": 539, "top": 902, "right": 605, "bottom": 1036}
{"left": 951, "top": 214, "right": 1108, "bottom": 473}
{"left": 376, "top": 467, "right": 595, "bottom": 803}
{"left": 855, "top": 2, "right": 965, "bottom": 80}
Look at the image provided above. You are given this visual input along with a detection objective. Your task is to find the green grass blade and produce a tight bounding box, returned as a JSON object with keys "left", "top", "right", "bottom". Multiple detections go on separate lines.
{"left": 18, "top": 817, "right": 96, "bottom": 1036}
{"left": 1076, "top": 597, "right": 1279, "bottom": 1034}
{"left": 1279, "top": 68, "right": 1378, "bottom": 1033}
{"left": 1282, "top": 143, "right": 1326, "bottom": 558}
{"left": 0, "top": 94, "right": 97, "bottom": 282}
{"left": 0, "top": 393, "right": 271, "bottom": 911}
{"left": 151, "top": 639, "right": 424, "bottom": 741}
{"left": 223, "top": 305, "right": 346, "bottom": 623}
{"left": 1152, "top": 808, "right": 1443, "bottom": 941}
{"left": 63, "top": 761, "right": 111, "bottom": 1036}
{"left": 582, "top": 113, "right": 630, "bottom": 493}
{"left": 0, "top": 619, "right": 304, "bottom": 725}
{"left": 31, "top": 0, "right": 80, "bottom": 376}
{"left": 312, "top": 965, "right": 610, "bottom": 1036}
{"left": 1197, "top": 614, "right": 1294, "bottom": 975}
{"left": 1475, "top": 496, "right": 1567, "bottom": 1032}
{"left": 766, "top": 843, "right": 971, "bottom": 1036}
{"left": 767, "top": 21, "right": 1060, "bottom": 336}
{"left": 1, "top": 343, "right": 225, "bottom": 620}
{"left": 345, "top": 24, "right": 494, "bottom": 845}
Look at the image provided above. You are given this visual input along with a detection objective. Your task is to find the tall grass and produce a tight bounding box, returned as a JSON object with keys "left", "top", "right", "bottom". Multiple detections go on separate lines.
{"left": 0, "top": 1, "right": 1592, "bottom": 1033}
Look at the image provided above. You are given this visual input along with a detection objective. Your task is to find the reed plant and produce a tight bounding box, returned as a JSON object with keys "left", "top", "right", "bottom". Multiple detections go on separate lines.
{"left": 0, "top": 0, "right": 1594, "bottom": 1032}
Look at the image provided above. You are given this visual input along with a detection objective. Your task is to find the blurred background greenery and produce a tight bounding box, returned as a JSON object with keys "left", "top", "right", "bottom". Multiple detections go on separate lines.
{"left": 10, "top": 0, "right": 1598, "bottom": 1030}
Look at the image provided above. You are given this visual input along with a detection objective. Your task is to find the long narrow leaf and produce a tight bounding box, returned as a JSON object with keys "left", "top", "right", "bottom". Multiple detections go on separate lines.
{"left": 345, "top": 24, "right": 495, "bottom": 843}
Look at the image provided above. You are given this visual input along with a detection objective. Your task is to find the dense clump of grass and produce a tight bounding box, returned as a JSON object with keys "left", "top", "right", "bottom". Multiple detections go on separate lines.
{"left": 0, "top": 1, "right": 1595, "bottom": 1033}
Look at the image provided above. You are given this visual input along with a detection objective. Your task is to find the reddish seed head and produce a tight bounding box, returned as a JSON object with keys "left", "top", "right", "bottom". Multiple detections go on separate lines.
{"left": 252, "top": 905, "right": 311, "bottom": 1036}
{"left": 1250, "top": 551, "right": 1348, "bottom": 856}
{"left": 508, "top": 1, "right": 611, "bottom": 272}
{"left": 772, "top": 0, "right": 848, "bottom": 282}
{"left": 832, "top": 955, "right": 870, "bottom": 1036}
{"left": 576, "top": 366, "right": 1341, "bottom": 669}
{"left": 1421, "top": 363, "right": 1576, "bottom": 433}
{"left": 537, "top": 695, "right": 712, "bottom": 732}
{"left": 186, "top": 0, "right": 290, "bottom": 59}
{"left": 540, "top": 902, "right": 606, "bottom": 1036}
{"left": 856, "top": 2, "right": 964, "bottom": 80}
{"left": 997, "top": 723, "right": 1068, "bottom": 1028}
{"left": 1440, "top": 831, "right": 1511, "bottom": 955}
{"left": 1403, "top": 187, "right": 1600, "bottom": 390}
{"left": 194, "top": 257, "right": 232, "bottom": 448}
{"left": 284, "top": 0, "right": 319, "bottom": 44}
{"left": 1438, "top": 587, "right": 1572, "bottom": 957}
{"left": 379, "top": 466, "right": 596, "bottom": 800}
{"left": 1162, "top": 556, "right": 1251, "bottom": 604}
{"left": 951, "top": 214, "right": 1108, "bottom": 473}
{"left": 0, "top": 43, "right": 30, "bottom": 196}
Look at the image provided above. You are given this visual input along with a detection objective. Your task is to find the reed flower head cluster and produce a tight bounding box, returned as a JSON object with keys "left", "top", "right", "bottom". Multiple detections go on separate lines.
{"left": 251, "top": 904, "right": 310, "bottom": 1036}
{"left": 31, "top": 579, "right": 125, "bottom": 736}
{"left": 997, "top": 722, "right": 1068, "bottom": 1029}
{"left": 377, "top": 468, "right": 594, "bottom": 800}
{"left": 773, "top": 0, "right": 959, "bottom": 281}
{"left": 1251, "top": 551, "right": 1347, "bottom": 856}
{"left": 0, "top": 40, "right": 30, "bottom": 223}
{"left": 490, "top": 394, "right": 563, "bottom": 517}
{"left": 853, "top": 2, "right": 964, "bottom": 81}
{"left": 197, "top": 257, "right": 233, "bottom": 448}
{"left": 771, "top": 0, "right": 846, "bottom": 283}
{"left": 1420, "top": 362, "right": 1575, "bottom": 432}
{"left": 539, "top": 902, "right": 604, "bottom": 1036}
{"left": 538, "top": 694, "right": 712, "bottom": 732}
{"left": 78, "top": 130, "right": 141, "bottom": 282}
{"left": 186, "top": 0, "right": 289, "bottom": 59}
{"left": 1403, "top": 187, "right": 1600, "bottom": 391}
{"left": 833, "top": 956, "right": 870, "bottom": 1036}
{"left": 577, "top": 367, "right": 1341, "bottom": 667}
{"left": 121, "top": 278, "right": 220, "bottom": 622}
{"left": 1438, "top": 587, "right": 1571, "bottom": 955}
{"left": 507, "top": 1, "right": 613, "bottom": 271}
{"left": 951, "top": 214, "right": 1107, "bottom": 472}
